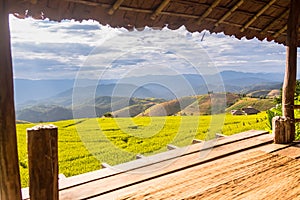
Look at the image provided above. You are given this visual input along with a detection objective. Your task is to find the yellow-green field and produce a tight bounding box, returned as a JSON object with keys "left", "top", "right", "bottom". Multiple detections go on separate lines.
{"left": 17, "top": 112, "right": 268, "bottom": 187}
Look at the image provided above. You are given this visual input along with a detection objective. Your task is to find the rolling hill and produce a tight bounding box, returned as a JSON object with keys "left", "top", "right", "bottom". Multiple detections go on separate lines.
{"left": 138, "top": 96, "right": 198, "bottom": 116}
{"left": 17, "top": 93, "right": 276, "bottom": 122}
{"left": 178, "top": 93, "right": 241, "bottom": 116}
{"left": 226, "top": 97, "right": 275, "bottom": 112}
{"left": 17, "top": 97, "right": 166, "bottom": 122}
{"left": 17, "top": 105, "right": 73, "bottom": 122}
{"left": 111, "top": 98, "right": 164, "bottom": 117}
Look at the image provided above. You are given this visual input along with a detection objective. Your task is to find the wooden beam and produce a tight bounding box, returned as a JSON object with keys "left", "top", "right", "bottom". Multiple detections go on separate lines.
{"left": 65, "top": 0, "right": 282, "bottom": 35}
{"left": 27, "top": 125, "right": 58, "bottom": 200}
{"left": 0, "top": 1, "right": 22, "bottom": 199}
{"left": 108, "top": 0, "right": 125, "bottom": 15}
{"left": 215, "top": 0, "right": 244, "bottom": 27}
{"left": 151, "top": 0, "right": 171, "bottom": 20}
{"left": 240, "top": 0, "right": 277, "bottom": 32}
{"left": 294, "top": 105, "right": 300, "bottom": 109}
{"left": 273, "top": 25, "right": 287, "bottom": 38}
{"left": 65, "top": 0, "right": 292, "bottom": 39}
{"left": 261, "top": 9, "right": 289, "bottom": 35}
{"left": 196, "top": 0, "right": 222, "bottom": 25}
{"left": 279, "top": 0, "right": 300, "bottom": 144}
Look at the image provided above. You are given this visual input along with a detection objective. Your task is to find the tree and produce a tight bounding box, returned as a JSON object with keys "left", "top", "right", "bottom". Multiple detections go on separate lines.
{"left": 103, "top": 112, "right": 113, "bottom": 118}
{"left": 274, "top": 80, "right": 300, "bottom": 104}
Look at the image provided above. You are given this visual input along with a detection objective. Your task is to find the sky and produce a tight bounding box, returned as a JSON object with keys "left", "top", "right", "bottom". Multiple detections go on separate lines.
{"left": 9, "top": 15, "right": 300, "bottom": 80}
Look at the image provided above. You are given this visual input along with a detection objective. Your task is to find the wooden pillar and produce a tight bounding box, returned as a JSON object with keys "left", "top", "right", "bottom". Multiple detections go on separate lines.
{"left": 279, "top": 0, "right": 300, "bottom": 144}
{"left": 0, "top": 1, "right": 22, "bottom": 199}
{"left": 273, "top": 116, "right": 293, "bottom": 143}
{"left": 27, "top": 125, "right": 58, "bottom": 200}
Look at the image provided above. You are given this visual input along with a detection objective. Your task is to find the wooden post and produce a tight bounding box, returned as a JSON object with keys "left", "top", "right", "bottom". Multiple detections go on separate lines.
{"left": 27, "top": 125, "right": 58, "bottom": 200}
{"left": 0, "top": 1, "right": 22, "bottom": 199}
{"left": 273, "top": 116, "right": 293, "bottom": 143}
{"left": 278, "top": 0, "right": 300, "bottom": 144}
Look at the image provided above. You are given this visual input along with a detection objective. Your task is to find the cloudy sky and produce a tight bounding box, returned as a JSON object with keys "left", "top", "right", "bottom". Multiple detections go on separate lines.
{"left": 9, "top": 15, "right": 300, "bottom": 80}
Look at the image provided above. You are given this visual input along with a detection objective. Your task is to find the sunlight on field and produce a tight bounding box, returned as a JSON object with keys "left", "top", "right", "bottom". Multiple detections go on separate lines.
{"left": 17, "top": 112, "right": 268, "bottom": 187}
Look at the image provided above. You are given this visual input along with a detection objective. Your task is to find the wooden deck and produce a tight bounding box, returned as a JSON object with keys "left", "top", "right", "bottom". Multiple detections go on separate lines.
{"left": 22, "top": 130, "right": 300, "bottom": 199}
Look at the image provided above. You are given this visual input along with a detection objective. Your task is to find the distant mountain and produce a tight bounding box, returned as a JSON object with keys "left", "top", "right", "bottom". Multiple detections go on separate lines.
{"left": 17, "top": 83, "right": 155, "bottom": 109}
{"left": 15, "top": 71, "right": 284, "bottom": 110}
{"left": 14, "top": 78, "right": 117, "bottom": 105}
{"left": 17, "top": 105, "right": 73, "bottom": 122}
{"left": 220, "top": 71, "right": 284, "bottom": 82}
{"left": 17, "top": 96, "right": 165, "bottom": 122}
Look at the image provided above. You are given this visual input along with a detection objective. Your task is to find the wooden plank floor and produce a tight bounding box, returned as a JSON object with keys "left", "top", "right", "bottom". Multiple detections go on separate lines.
{"left": 22, "top": 130, "right": 300, "bottom": 199}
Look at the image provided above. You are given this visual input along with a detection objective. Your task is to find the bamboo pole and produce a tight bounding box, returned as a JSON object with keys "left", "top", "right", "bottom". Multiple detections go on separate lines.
{"left": 240, "top": 0, "right": 277, "bottom": 32}
{"left": 279, "top": 0, "right": 300, "bottom": 144}
{"left": 261, "top": 9, "right": 289, "bottom": 35}
{"left": 27, "top": 125, "right": 58, "bottom": 200}
{"left": 215, "top": 0, "right": 244, "bottom": 27}
{"left": 108, "top": 0, "right": 125, "bottom": 15}
{"left": 151, "top": 0, "right": 171, "bottom": 20}
{"left": 196, "top": 0, "right": 222, "bottom": 25}
{"left": 0, "top": 0, "right": 22, "bottom": 199}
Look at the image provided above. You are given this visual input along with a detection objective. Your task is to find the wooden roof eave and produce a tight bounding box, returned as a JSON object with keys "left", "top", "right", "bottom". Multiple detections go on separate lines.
{"left": 6, "top": 0, "right": 300, "bottom": 47}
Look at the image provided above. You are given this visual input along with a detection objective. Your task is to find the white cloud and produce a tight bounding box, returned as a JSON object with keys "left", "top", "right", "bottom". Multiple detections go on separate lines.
{"left": 9, "top": 15, "right": 300, "bottom": 80}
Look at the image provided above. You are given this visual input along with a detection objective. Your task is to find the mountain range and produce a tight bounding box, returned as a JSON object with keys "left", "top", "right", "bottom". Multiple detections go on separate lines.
{"left": 15, "top": 70, "right": 283, "bottom": 105}
{"left": 15, "top": 70, "right": 283, "bottom": 122}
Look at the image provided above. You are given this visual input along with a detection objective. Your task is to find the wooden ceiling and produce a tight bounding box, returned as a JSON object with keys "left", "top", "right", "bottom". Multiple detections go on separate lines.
{"left": 7, "top": 0, "right": 300, "bottom": 46}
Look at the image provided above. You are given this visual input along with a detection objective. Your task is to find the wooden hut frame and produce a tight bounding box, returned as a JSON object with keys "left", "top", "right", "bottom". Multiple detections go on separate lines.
{"left": 0, "top": 0, "right": 299, "bottom": 198}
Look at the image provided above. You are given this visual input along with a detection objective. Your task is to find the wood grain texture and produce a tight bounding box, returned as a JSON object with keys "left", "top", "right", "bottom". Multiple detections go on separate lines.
{"left": 274, "top": 146, "right": 300, "bottom": 158}
{"left": 27, "top": 125, "right": 58, "bottom": 200}
{"left": 281, "top": 0, "right": 300, "bottom": 143}
{"left": 57, "top": 130, "right": 268, "bottom": 191}
{"left": 117, "top": 150, "right": 300, "bottom": 200}
{"left": 59, "top": 133, "right": 273, "bottom": 199}
{"left": 0, "top": 0, "right": 22, "bottom": 199}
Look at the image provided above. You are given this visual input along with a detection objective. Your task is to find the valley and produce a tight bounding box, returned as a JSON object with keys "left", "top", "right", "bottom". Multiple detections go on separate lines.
{"left": 15, "top": 71, "right": 281, "bottom": 122}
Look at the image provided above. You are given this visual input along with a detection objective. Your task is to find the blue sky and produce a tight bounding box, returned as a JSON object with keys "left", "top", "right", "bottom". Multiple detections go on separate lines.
{"left": 9, "top": 15, "right": 300, "bottom": 80}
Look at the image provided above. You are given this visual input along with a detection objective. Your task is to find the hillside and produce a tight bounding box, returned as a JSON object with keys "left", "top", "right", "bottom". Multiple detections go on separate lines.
{"left": 226, "top": 97, "right": 275, "bottom": 112}
{"left": 17, "top": 105, "right": 73, "bottom": 122}
{"left": 139, "top": 96, "right": 198, "bottom": 116}
{"left": 17, "top": 97, "right": 165, "bottom": 122}
{"left": 15, "top": 71, "right": 283, "bottom": 108}
{"left": 111, "top": 98, "right": 165, "bottom": 117}
{"left": 17, "top": 94, "right": 276, "bottom": 122}
{"left": 179, "top": 93, "right": 241, "bottom": 116}
{"left": 267, "top": 89, "right": 281, "bottom": 98}
{"left": 246, "top": 89, "right": 280, "bottom": 98}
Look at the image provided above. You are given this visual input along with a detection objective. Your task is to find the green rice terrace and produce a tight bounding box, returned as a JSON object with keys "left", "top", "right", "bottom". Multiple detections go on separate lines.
{"left": 17, "top": 113, "right": 268, "bottom": 187}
